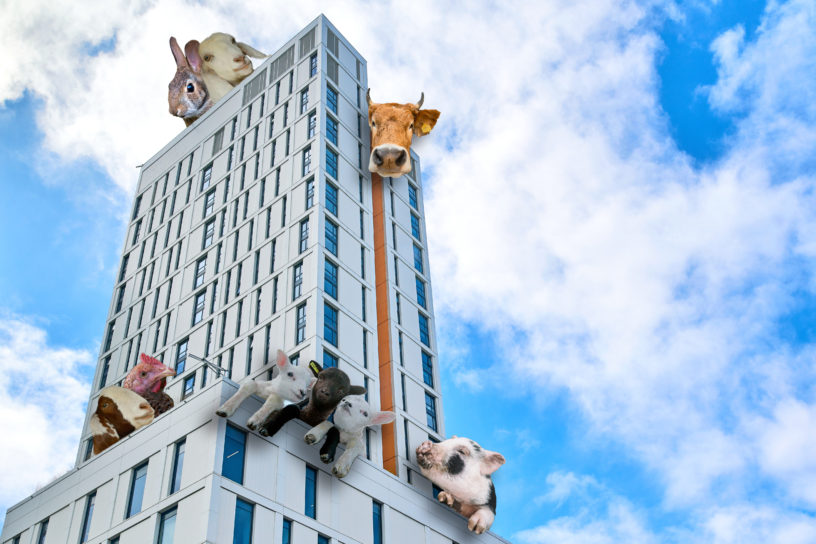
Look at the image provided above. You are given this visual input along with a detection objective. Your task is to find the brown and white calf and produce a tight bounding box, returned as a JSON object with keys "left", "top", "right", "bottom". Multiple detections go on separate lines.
{"left": 89, "top": 386, "right": 155, "bottom": 455}
{"left": 367, "top": 90, "right": 440, "bottom": 177}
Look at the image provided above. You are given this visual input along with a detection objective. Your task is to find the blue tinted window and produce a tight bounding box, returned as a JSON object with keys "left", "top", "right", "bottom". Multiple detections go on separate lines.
{"left": 415, "top": 276, "right": 426, "bottom": 309}
{"left": 326, "top": 116, "right": 338, "bottom": 145}
{"left": 422, "top": 351, "right": 434, "bottom": 387}
{"left": 299, "top": 218, "right": 309, "bottom": 253}
{"left": 296, "top": 303, "right": 306, "bottom": 344}
{"left": 327, "top": 86, "right": 338, "bottom": 113}
{"left": 324, "top": 259, "right": 338, "bottom": 299}
{"left": 326, "top": 148, "right": 338, "bottom": 179}
{"left": 419, "top": 314, "right": 430, "bottom": 346}
{"left": 79, "top": 492, "right": 95, "bottom": 543}
{"left": 323, "top": 350, "right": 338, "bottom": 368}
{"left": 176, "top": 339, "right": 188, "bottom": 373}
{"left": 305, "top": 466, "right": 317, "bottom": 518}
{"left": 234, "top": 498, "right": 254, "bottom": 544}
{"left": 325, "top": 220, "right": 338, "bottom": 255}
{"left": 126, "top": 462, "right": 148, "bottom": 518}
{"left": 318, "top": 535, "right": 330, "bottom": 544}
{"left": 222, "top": 425, "right": 246, "bottom": 484}
{"left": 157, "top": 507, "right": 176, "bottom": 544}
{"left": 425, "top": 393, "right": 438, "bottom": 431}
{"left": 282, "top": 519, "right": 292, "bottom": 544}
{"left": 324, "top": 303, "right": 338, "bottom": 346}
{"left": 408, "top": 184, "right": 418, "bottom": 209}
{"left": 413, "top": 244, "right": 423, "bottom": 273}
{"left": 410, "top": 213, "right": 421, "bottom": 240}
{"left": 170, "top": 439, "right": 185, "bottom": 494}
{"left": 326, "top": 182, "right": 338, "bottom": 215}
{"left": 373, "top": 501, "right": 383, "bottom": 544}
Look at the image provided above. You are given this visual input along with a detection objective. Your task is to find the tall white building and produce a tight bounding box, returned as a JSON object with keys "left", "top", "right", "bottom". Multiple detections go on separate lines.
{"left": 2, "top": 16, "right": 509, "bottom": 544}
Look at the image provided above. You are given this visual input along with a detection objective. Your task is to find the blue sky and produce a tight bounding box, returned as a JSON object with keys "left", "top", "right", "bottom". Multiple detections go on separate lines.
{"left": 2, "top": 1, "right": 816, "bottom": 542}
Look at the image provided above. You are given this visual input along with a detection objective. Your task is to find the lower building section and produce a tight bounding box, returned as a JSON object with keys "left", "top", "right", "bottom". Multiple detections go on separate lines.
{"left": 2, "top": 375, "right": 508, "bottom": 544}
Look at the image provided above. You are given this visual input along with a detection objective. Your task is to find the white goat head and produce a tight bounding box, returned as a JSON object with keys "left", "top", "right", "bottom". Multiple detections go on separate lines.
{"left": 199, "top": 32, "right": 266, "bottom": 86}
{"left": 274, "top": 350, "right": 316, "bottom": 403}
{"left": 334, "top": 395, "right": 396, "bottom": 432}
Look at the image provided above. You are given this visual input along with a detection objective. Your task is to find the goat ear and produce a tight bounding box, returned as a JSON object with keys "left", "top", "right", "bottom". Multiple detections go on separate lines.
{"left": 413, "top": 109, "right": 440, "bottom": 136}
{"left": 480, "top": 450, "right": 506, "bottom": 475}
{"left": 370, "top": 411, "right": 396, "bottom": 425}
{"left": 276, "top": 350, "right": 289, "bottom": 369}
{"left": 349, "top": 385, "right": 367, "bottom": 396}
{"left": 238, "top": 42, "right": 267, "bottom": 58}
{"left": 308, "top": 360, "right": 322, "bottom": 377}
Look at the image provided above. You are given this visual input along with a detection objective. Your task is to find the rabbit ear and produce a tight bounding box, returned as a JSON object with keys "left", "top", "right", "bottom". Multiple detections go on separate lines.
{"left": 169, "top": 37, "right": 189, "bottom": 69}
{"left": 185, "top": 40, "right": 203, "bottom": 74}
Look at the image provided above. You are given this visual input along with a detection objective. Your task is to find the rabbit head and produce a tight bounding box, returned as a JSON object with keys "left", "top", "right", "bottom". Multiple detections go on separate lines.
{"left": 168, "top": 37, "right": 213, "bottom": 127}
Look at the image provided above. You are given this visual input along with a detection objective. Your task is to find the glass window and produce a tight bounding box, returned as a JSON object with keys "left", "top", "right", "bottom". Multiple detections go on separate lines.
{"left": 326, "top": 148, "right": 338, "bottom": 179}
{"left": 326, "top": 182, "right": 338, "bottom": 215}
{"left": 310, "top": 53, "right": 317, "bottom": 76}
{"left": 323, "top": 350, "right": 338, "bottom": 368}
{"left": 176, "top": 339, "right": 188, "bottom": 373}
{"left": 302, "top": 147, "right": 312, "bottom": 176}
{"left": 201, "top": 164, "right": 212, "bottom": 191}
{"left": 204, "top": 189, "right": 216, "bottom": 217}
{"left": 234, "top": 499, "right": 254, "bottom": 544}
{"left": 36, "top": 519, "right": 48, "bottom": 544}
{"left": 299, "top": 218, "right": 309, "bottom": 253}
{"left": 373, "top": 501, "right": 383, "bottom": 544}
{"left": 308, "top": 111, "right": 317, "bottom": 138}
{"left": 222, "top": 425, "right": 246, "bottom": 484}
{"left": 413, "top": 243, "right": 423, "bottom": 273}
{"left": 79, "top": 491, "right": 96, "bottom": 543}
{"left": 300, "top": 88, "right": 309, "bottom": 114}
{"left": 326, "top": 116, "right": 338, "bottom": 145}
{"left": 170, "top": 438, "right": 185, "bottom": 494}
{"left": 318, "top": 535, "right": 330, "bottom": 544}
{"left": 99, "top": 355, "right": 110, "bottom": 390}
{"left": 282, "top": 519, "right": 292, "bottom": 544}
{"left": 422, "top": 351, "right": 434, "bottom": 387}
{"left": 411, "top": 213, "right": 421, "bottom": 240}
{"left": 182, "top": 374, "right": 195, "bottom": 399}
{"left": 327, "top": 86, "right": 338, "bottom": 113}
{"left": 324, "top": 303, "right": 338, "bottom": 347}
{"left": 126, "top": 461, "right": 148, "bottom": 518}
{"left": 195, "top": 257, "right": 206, "bottom": 288}
{"left": 425, "top": 392, "right": 438, "bottom": 431}
{"left": 203, "top": 219, "right": 215, "bottom": 249}
{"left": 325, "top": 220, "right": 338, "bottom": 256}
{"left": 408, "top": 183, "right": 418, "bottom": 209}
{"left": 324, "top": 259, "right": 338, "bottom": 299}
{"left": 296, "top": 303, "right": 307, "bottom": 344}
{"left": 192, "top": 291, "right": 206, "bottom": 325}
{"left": 157, "top": 507, "right": 176, "bottom": 544}
{"left": 305, "top": 465, "right": 317, "bottom": 518}
{"left": 306, "top": 178, "right": 314, "bottom": 208}
{"left": 415, "top": 276, "right": 426, "bottom": 309}
{"left": 292, "top": 262, "right": 303, "bottom": 300}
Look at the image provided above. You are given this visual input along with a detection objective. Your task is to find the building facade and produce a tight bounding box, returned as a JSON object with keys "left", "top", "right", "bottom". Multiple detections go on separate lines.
{"left": 1, "top": 16, "right": 508, "bottom": 544}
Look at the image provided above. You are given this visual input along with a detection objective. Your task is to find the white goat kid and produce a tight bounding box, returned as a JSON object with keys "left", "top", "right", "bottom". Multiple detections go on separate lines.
{"left": 198, "top": 32, "right": 266, "bottom": 102}
{"left": 305, "top": 395, "right": 395, "bottom": 478}
{"left": 216, "top": 350, "right": 315, "bottom": 430}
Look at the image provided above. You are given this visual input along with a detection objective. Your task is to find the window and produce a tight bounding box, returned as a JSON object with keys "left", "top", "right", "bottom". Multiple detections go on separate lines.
{"left": 324, "top": 303, "right": 338, "bottom": 346}
{"left": 176, "top": 338, "right": 188, "bottom": 373}
{"left": 283, "top": 103, "right": 289, "bottom": 125}
{"left": 79, "top": 491, "right": 96, "bottom": 543}
{"left": 195, "top": 257, "right": 206, "bottom": 288}
{"left": 204, "top": 189, "right": 216, "bottom": 217}
{"left": 157, "top": 507, "right": 177, "bottom": 544}
{"left": 373, "top": 501, "right": 383, "bottom": 544}
{"left": 119, "top": 253, "right": 129, "bottom": 282}
{"left": 309, "top": 53, "right": 317, "bottom": 76}
{"left": 201, "top": 164, "right": 212, "bottom": 191}
{"left": 396, "top": 293, "right": 402, "bottom": 324}
{"left": 226, "top": 502, "right": 253, "bottom": 544}
{"left": 132, "top": 194, "right": 143, "bottom": 220}
{"left": 326, "top": 116, "right": 338, "bottom": 145}
{"left": 325, "top": 219, "right": 338, "bottom": 255}
{"left": 432, "top": 483, "right": 443, "bottom": 500}
{"left": 192, "top": 291, "right": 206, "bottom": 325}
{"left": 327, "top": 86, "right": 338, "bottom": 113}
{"left": 415, "top": 276, "right": 427, "bottom": 309}
{"left": 408, "top": 183, "right": 418, "bottom": 209}
{"left": 326, "top": 182, "right": 338, "bottom": 215}
{"left": 292, "top": 262, "right": 303, "bottom": 300}
{"left": 318, "top": 535, "right": 330, "bottom": 544}
{"left": 324, "top": 259, "right": 338, "bottom": 299}
{"left": 126, "top": 461, "right": 148, "bottom": 518}
{"left": 296, "top": 303, "right": 307, "bottom": 344}
{"left": 282, "top": 519, "right": 292, "bottom": 544}
{"left": 422, "top": 351, "right": 434, "bottom": 387}
{"left": 236, "top": 299, "right": 244, "bottom": 336}
{"left": 413, "top": 244, "right": 423, "bottom": 273}
{"left": 419, "top": 313, "right": 430, "bottom": 346}
{"left": 281, "top": 195, "right": 287, "bottom": 227}
{"left": 323, "top": 350, "right": 338, "bottom": 368}
{"left": 326, "top": 148, "right": 338, "bottom": 179}
{"left": 300, "top": 88, "right": 309, "bottom": 114}
{"left": 36, "top": 519, "right": 48, "bottom": 544}
{"left": 109, "top": 536, "right": 120, "bottom": 544}
{"left": 361, "top": 287, "right": 367, "bottom": 321}
{"left": 203, "top": 219, "right": 215, "bottom": 249}
{"left": 305, "top": 465, "right": 317, "bottom": 518}
{"left": 170, "top": 439, "right": 185, "bottom": 494}
{"left": 302, "top": 147, "right": 312, "bottom": 176}
{"left": 411, "top": 213, "right": 421, "bottom": 240}
{"left": 104, "top": 321, "right": 115, "bottom": 352}
{"left": 132, "top": 219, "right": 142, "bottom": 245}
{"left": 182, "top": 374, "right": 195, "bottom": 399}
{"left": 308, "top": 111, "right": 317, "bottom": 138}
{"left": 425, "top": 392, "right": 438, "bottom": 431}
{"left": 223, "top": 425, "right": 246, "bottom": 484}
{"left": 306, "top": 178, "right": 314, "bottom": 208}
{"left": 99, "top": 355, "right": 110, "bottom": 389}
{"left": 299, "top": 218, "right": 309, "bottom": 253}
{"left": 401, "top": 373, "right": 407, "bottom": 410}
{"left": 83, "top": 438, "right": 94, "bottom": 461}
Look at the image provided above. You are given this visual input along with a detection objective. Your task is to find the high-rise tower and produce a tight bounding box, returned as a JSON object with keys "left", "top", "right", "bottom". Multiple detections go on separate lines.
{"left": 1, "top": 16, "right": 509, "bottom": 544}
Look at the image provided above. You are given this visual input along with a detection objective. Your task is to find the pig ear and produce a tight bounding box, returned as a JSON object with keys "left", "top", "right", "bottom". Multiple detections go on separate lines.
{"left": 370, "top": 411, "right": 396, "bottom": 425}
{"left": 480, "top": 450, "right": 506, "bottom": 475}
{"left": 276, "top": 350, "right": 289, "bottom": 369}
{"left": 349, "top": 385, "right": 367, "bottom": 396}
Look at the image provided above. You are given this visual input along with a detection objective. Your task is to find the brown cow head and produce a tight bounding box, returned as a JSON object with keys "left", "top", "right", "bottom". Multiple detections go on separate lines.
{"left": 367, "top": 90, "right": 440, "bottom": 177}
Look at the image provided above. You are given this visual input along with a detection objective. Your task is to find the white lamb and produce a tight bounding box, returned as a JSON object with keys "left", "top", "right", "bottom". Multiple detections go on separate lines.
{"left": 216, "top": 350, "right": 315, "bottom": 430}
{"left": 198, "top": 32, "right": 266, "bottom": 102}
{"left": 305, "top": 395, "right": 395, "bottom": 478}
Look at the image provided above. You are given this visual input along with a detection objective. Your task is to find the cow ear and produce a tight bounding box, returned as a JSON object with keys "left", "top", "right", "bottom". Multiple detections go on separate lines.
{"left": 371, "top": 411, "right": 396, "bottom": 425}
{"left": 276, "top": 350, "right": 289, "bottom": 369}
{"left": 480, "top": 450, "right": 506, "bottom": 475}
{"left": 349, "top": 385, "right": 367, "bottom": 396}
{"left": 413, "top": 109, "right": 440, "bottom": 136}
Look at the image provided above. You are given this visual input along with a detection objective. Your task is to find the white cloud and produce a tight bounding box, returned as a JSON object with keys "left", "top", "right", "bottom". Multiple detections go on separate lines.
{"left": 0, "top": 316, "right": 92, "bottom": 517}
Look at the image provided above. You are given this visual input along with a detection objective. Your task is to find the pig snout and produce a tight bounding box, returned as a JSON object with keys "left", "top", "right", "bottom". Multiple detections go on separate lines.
{"left": 415, "top": 441, "right": 437, "bottom": 468}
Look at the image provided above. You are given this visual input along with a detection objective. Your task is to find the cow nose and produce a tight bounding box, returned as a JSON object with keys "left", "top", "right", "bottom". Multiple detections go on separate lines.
{"left": 372, "top": 148, "right": 384, "bottom": 166}
{"left": 395, "top": 149, "right": 407, "bottom": 166}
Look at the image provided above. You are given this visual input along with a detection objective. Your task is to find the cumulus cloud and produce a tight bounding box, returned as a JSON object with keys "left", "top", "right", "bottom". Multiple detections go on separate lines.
{"left": 0, "top": 316, "right": 92, "bottom": 516}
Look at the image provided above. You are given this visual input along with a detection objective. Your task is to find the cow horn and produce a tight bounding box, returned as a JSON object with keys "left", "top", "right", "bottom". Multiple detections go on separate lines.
{"left": 367, "top": 88, "right": 373, "bottom": 107}
{"left": 415, "top": 92, "right": 424, "bottom": 109}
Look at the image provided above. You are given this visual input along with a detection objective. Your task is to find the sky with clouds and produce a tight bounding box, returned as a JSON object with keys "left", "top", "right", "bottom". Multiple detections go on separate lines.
{"left": 1, "top": 0, "right": 815, "bottom": 542}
